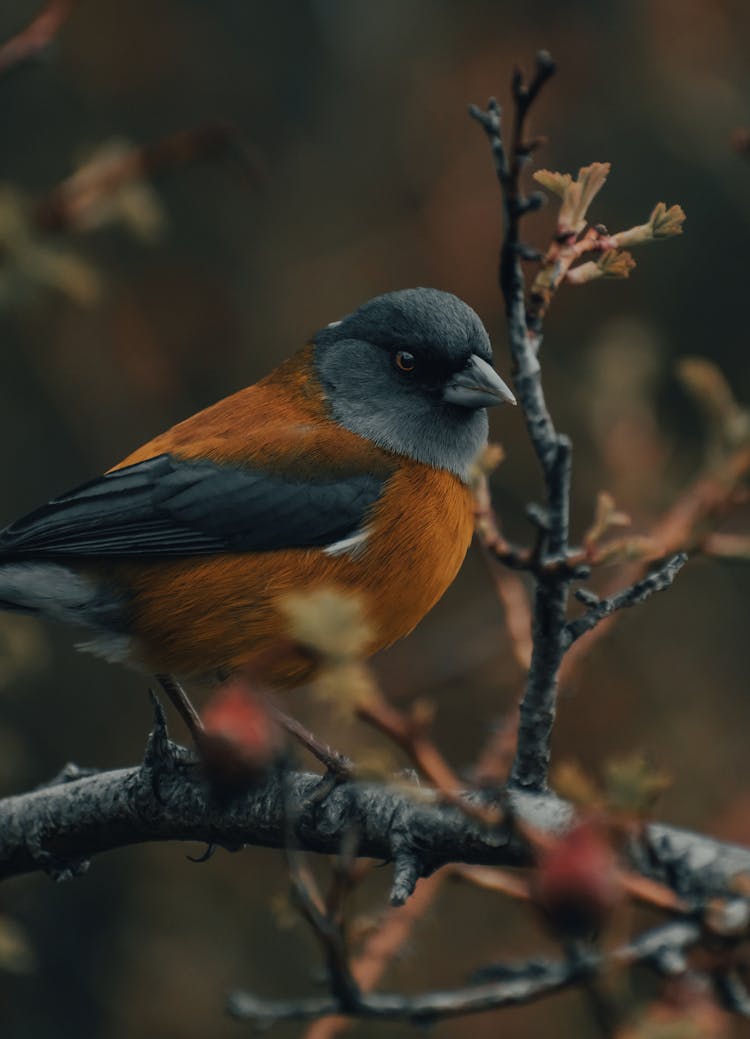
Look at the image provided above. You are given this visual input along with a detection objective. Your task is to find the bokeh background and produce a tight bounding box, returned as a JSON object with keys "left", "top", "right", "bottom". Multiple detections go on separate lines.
{"left": 1, "top": 1, "right": 750, "bottom": 1036}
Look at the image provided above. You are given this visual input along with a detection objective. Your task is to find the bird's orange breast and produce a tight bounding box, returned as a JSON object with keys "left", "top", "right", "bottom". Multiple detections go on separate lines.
{"left": 101, "top": 349, "right": 476, "bottom": 683}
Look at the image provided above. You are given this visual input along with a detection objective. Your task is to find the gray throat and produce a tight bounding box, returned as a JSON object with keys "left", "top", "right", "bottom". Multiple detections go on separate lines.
{"left": 315, "top": 346, "right": 488, "bottom": 480}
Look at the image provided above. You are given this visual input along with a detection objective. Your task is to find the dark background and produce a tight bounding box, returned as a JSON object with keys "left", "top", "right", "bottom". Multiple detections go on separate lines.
{"left": 1, "top": 1, "right": 750, "bottom": 1036}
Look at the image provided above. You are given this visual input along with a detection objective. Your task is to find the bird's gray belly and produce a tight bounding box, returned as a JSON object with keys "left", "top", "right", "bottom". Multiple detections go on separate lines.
{"left": 0, "top": 561, "right": 131, "bottom": 662}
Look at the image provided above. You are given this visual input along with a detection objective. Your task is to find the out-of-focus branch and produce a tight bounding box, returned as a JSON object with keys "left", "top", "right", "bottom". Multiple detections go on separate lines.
{"left": 304, "top": 870, "right": 449, "bottom": 1039}
{"left": 355, "top": 691, "right": 501, "bottom": 830}
{"left": 34, "top": 123, "right": 264, "bottom": 234}
{"left": 0, "top": 0, "right": 76, "bottom": 77}
{"left": 228, "top": 921, "right": 701, "bottom": 1027}
{"left": 559, "top": 445, "right": 750, "bottom": 686}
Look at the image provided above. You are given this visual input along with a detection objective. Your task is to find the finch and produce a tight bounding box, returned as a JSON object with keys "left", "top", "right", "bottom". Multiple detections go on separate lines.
{"left": 0, "top": 288, "right": 515, "bottom": 686}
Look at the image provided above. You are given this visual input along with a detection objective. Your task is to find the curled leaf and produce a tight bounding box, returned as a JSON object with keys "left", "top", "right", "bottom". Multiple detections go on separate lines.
{"left": 614, "top": 202, "right": 686, "bottom": 248}
{"left": 598, "top": 249, "right": 636, "bottom": 278}
{"left": 650, "top": 201, "right": 686, "bottom": 238}
{"left": 532, "top": 169, "right": 572, "bottom": 199}
{"left": 566, "top": 249, "right": 635, "bottom": 285}
{"left": 534, "top": 162, "right": 610, "bottom": 235}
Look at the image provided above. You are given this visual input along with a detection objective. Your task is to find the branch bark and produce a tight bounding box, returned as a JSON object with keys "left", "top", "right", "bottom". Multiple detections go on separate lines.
{"left": 2, "top": 724, "right": 749, "bottom": 910}
{"left": 227, "top": 921, "right": 701, "bottom": 1026}
{"left": 471, "top": 56, "right": 577, "bottom": 794}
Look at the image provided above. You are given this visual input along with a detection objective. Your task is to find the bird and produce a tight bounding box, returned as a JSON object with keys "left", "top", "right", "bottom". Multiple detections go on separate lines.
{"left": 0, "top": 287, "right": 515, "bottom": 691}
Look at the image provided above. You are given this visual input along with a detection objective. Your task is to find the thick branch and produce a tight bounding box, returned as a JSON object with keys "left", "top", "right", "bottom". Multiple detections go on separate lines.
{"left": 2, "top": 747, "right": 749, "bottom": 909}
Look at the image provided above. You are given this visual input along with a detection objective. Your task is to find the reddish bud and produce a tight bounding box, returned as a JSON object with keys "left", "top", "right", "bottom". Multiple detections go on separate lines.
{"left": 199, "top": 679, "right": 284, "bottom": 793}
{"left": 532, "top": 820, "right": 622, "bottom": 938}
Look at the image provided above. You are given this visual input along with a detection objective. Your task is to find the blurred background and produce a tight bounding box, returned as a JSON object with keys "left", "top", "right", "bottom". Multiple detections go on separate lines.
{"left": 1, "top": 0, "right": 750, "bottom": 1036}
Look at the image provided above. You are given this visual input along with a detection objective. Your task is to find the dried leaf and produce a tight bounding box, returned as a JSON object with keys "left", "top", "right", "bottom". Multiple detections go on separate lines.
{"left": 552, "top": 760, "right": 601, "bottom": 809}
{"left": 584, "top": 491, "right": 631, "bottom": 548}
{"left": 0, "top": 185, "right": 101, "bottom": 308}
{"left": 63, "top": 138, "right": 168, "bottom": 242}
{"left": 604, "top": 754, "right": 671, "bottom": 818}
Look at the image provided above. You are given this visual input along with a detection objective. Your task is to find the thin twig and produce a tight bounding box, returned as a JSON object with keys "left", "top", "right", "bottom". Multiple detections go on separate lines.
{"left": 471, "top": 53, "right": 573, "bottom": 794}
{"left": 356, "top": 692, "right": 502, "bottom": 827}
{"left": 267, "top": 703, "right": 354, "bottom": 781}
{"left": 304, "top": 871, "right": 448, "bottom": 1039}
{"left": 563, "top": 553, "right": 687, "bottom": 648}
{"left": 228, "top": 920, "right": 700, "bottom": 1026}
{"left": 558, "top": 444, "right": 750, "bottom": 686}
{"left": 0, "top": 0, "right": 76, "bottom": 77}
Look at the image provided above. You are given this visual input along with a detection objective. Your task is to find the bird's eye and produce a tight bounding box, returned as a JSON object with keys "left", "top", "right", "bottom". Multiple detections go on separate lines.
{"left": 395, "top": 351, "right": 416, "bottom": 373}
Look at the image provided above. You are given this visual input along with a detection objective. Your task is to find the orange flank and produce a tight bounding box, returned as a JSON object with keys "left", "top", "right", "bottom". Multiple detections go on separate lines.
{"left": 101, "top": 348, "right": 474, "bottom": 681}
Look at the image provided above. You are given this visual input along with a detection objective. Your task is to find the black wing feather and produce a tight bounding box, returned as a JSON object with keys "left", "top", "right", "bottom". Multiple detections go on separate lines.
{"left": 0, "top": 454, "right": 384, "bottom": 559}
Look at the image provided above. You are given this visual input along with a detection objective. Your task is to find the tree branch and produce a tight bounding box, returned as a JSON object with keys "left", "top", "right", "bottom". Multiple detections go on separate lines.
{"left": 227, "top": 920, "right": 701, "bottom": 1027}
{"left": 471, "top": 54, "right": 576, "bottom": 795}
{"left": 2, "top": 722, "right": 749, "bottom": 911}
{"left": 0, "top": 0, "right": 76, "bottom": 78}
{"left": 563, "top": 552, "right": 688, "bottom": 648}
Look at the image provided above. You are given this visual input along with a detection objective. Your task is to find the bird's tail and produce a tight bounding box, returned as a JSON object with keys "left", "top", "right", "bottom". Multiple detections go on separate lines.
{"left": 0, "top": 561, "right": 104, "bottom": 622}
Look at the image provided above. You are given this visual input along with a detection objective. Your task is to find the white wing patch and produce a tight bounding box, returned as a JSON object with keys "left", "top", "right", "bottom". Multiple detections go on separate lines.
{"left": 323, "top": 527, "right": 370, "bottom": 558}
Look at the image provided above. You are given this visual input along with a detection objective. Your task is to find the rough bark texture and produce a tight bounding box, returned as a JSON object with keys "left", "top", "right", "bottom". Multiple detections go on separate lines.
{"left": 2, "top": 724, "right": 748, "bottom": 912}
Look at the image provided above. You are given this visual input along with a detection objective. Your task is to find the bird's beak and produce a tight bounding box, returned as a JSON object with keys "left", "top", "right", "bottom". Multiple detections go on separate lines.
{"left": 442, "top": 354, "right": 517, "bottom": 409}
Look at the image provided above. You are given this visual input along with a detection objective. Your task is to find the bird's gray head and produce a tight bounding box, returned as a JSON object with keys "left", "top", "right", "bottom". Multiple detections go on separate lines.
{"left": 313, "top": 288, "right": 515, "bottom": 481}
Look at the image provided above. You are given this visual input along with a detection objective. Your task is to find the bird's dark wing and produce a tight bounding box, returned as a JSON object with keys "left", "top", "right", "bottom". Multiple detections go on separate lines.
{"left": 0, "top": 454, "right": 385, "bottom": 559}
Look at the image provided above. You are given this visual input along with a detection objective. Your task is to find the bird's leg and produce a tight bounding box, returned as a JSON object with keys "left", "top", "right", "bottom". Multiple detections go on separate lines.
{"left": 155, "top": 672, "right": 204, "bottom": 744}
